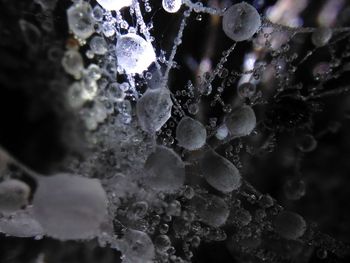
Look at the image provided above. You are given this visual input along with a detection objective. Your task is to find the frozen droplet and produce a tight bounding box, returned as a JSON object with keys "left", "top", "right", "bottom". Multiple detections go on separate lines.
{"left": 89, "top": 36, "right": 108, "bottom": 55}
{"left": 82, "top": 101, "right": 108, "bottom": 130}
{"left": 116, "top": 100, "right": 132, "bottom": 124}
{"left": 176, "top": 117, "right": 207, "bottom": 150}
{"left": 225, "top": 105, "right": 256, "bottom": 137}
{"left": 61, "top": 49, "right": 84, "bottom": 78}
{"left": 273, "top": 211, "right": 307, "bottom": 240}
{"left": 200, "top": 150, "right": 242, "bottom": 193}
{"left": 165, "top": 200, "right": 181, "bottom": 216}
{"left": 108, "top": 83, "right": 126, "bottom": 102}
{"left": 144, "top": 146, "right": 185, "bottom": 193}
{"left": 312, "top": 28, "right": 332, "bottom": 47}
{"left": 154, "top": 234, "right": 171, "bottom": 252}
{"left": 102, "top": 21, "right": 115, "bottom": 37}
{"left": 0, "top": 207, "right": 44, "bottom": 237}
{"left": 67, "top": 2, "right": 95, "bottom": 40}
{"left": 96, "top": 0, "right": 132, "bottom": 11}
{"left": 222, "top": 2, "right": 261, "bottom": 42}
{"left": 191, "top": 194, "right": 230, "bottom": 227}
{"left": 237, "top": 82, "right": 256, "bottom": 98}
{"left": 128, "top": 201, "right": 148, "bottom": 220}
{"left": 86, "top": 64, "right": 102, "bottom": 80}
{"left": 188, "top": 103, "right": 199, "bottom": 115}
{"left": 116, "top": 33, "right": 156, "bottom": 74}
{"left": 119, "top": 229, "right": 155, "bottom": 263}
{"left": 162, "top": 0, "right": 182, "bottom": 13}
{"left": 33, "top": 173, "right": 108, "bottom": 240}
{"left": 234, "top": 208, "right": 252, "bottom": 226}
{"left": 67, "top": 81, "right": 87, "bottom": 109}
{"left": 216, "top": 124, "right": 229, "bottom": 140}
{"left": 136, "top": 88, "right": 173, "bottom": 133}
{"left": 0, "top": 179, "right": 30, "bottom": 214}
{"left": 92, "top": 5, "right": 104, "bottom": 21}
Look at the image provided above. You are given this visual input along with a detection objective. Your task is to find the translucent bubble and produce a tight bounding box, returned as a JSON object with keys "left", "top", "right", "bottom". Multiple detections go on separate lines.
{"left": 312, "top": 28, "right": 332, "bottom": 47}
{"left": 191, "top": 194, "right": 230, "bottom": 227}
{"left": 89, "top": 36, "right": 108, "bottom": 55}
{"left": 144, "top": 146, "right": 185, "bottom": 193}
{"left": 136, "top": 88, "right": 173, "bottom": 133}
{"left": 0, "top": 179, "right": 30, "bottom": 214}
{"left": 120, "top": 229, "right": 155, "bottom": 263}
{"left": 162, "top": 0, "right": 182, "bottom": 13}
{"left": 96, "top": 0, "right": 132, "bottom": 11}
{"left": 116, "top": 33, "right": 156, "bottom": 74}
{"left": 225, "top": 105, "right": 256, "bottom": 137}
{"left": 33, "top": 173, "right": 108, "bottom": 240}
{"left": 200, "top": 150, "right": 241, "bottom": 193}
{"left": 273, "top": 211, "right": 307, "bottom": 240}
{"left": 67, "top": 2, "right": 95, "bottom": 40}
{"left": 19, "top": 20, "right": 42, "bottom": 51}
{"left": 222, "top": 2, "right": 261, "bottom": 42}
{"left": 237, "top": 82, "right": 256, "bottom": 98}
{"left": 61, "top": 50, "right": 84, "bottom": 78}
{"left": 176, "top": 117, "right": 207, "bottom": 151}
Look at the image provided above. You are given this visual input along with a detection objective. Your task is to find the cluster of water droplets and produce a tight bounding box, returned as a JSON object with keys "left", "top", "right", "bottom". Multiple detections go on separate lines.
{"left": 1, "top": 0, "right": 350, "bottom": 262}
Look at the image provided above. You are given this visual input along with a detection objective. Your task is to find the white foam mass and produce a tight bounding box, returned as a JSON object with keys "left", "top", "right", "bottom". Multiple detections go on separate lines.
{"left": 96, "top": 0, "right": 132, "bottom": 11}
{"left": 222, "top": 2, "right": 261, "bottom": 42}
{"left": 136, "top": 88, "right": 173, "bottom": 133}
{"left": 116, "top": 33, "right": 156, "bottom": 74}
{"left": 144, "top": 146, "right": 185, "bottom": 193}
{"left": 200, "top": 150, "right": 242, "bottom": 193}
{"left": 176, "top": 117, "right": 207, "bottom": 150}
{"left": 33, "top": 173, "right": 108, "bottom": 240}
